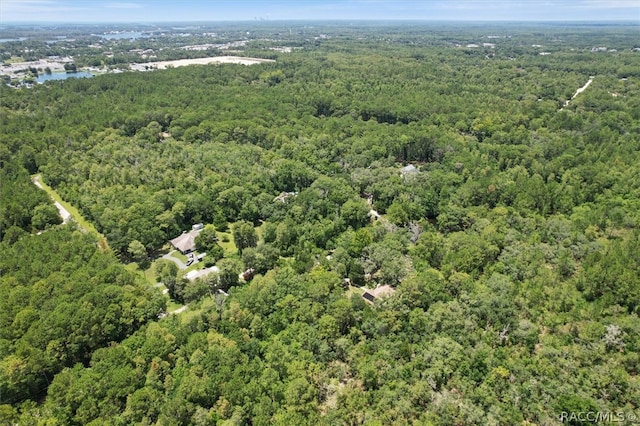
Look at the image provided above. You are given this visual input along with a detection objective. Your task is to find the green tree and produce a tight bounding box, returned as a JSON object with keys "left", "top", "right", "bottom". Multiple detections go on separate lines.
{"left": 195, "top": 224, "right": 217, "bottom": 251}
{"left": 183, "top": 279, "right": 210, "bottom": 303}
{"left": 232, "top": 221, "right": 258, "bottom": 253}
{"left": 262, "top": 221, "right": 278, "bottom": 243}
{"left": 217, "top": 258, "right": 242, "bottom": 291}
{"left": 340, "top": 199, "right": 370, "bottom": 229}
{"left": 127, "top": 239, "right": 147, "bottom": 263}
{"left": 242, "top": 243, "right": 280, "bottom": 275}
{"left": 31, "top": 204, "right": 62, "bottom": 230}
{"left": 195, "top": 224, "right": 224, "bottom": 262}
{"left": 155, "top": 259, "right": 179, "bottom": 284}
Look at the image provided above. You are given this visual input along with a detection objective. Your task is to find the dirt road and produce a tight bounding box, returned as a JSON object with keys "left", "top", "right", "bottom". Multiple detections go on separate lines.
{"left": 32, "top": 175, "right": 72, "bottom": 224}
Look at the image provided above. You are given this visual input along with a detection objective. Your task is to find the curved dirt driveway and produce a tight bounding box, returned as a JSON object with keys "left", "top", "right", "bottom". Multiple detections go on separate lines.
{"left": 161, "top": 251, "right": 188, "bottom": 270}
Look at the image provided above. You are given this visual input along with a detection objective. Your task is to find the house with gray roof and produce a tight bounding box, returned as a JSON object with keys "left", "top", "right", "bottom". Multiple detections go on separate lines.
{"left": 169, "top": 224, "right": 203, "bottom": 254}
{"left": 400, "top": 164, "right": 419, "bottom": 178}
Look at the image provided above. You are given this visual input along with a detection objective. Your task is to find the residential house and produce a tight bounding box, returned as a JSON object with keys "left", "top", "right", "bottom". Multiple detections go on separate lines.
{"left": 361, "top": 284, "right": 396, "bottom": 304}
{"left": 169, "top": 223, "right": 204, "bottom": 254}
{"left": 400, "top": 164, "right": 419, "bottom": 178}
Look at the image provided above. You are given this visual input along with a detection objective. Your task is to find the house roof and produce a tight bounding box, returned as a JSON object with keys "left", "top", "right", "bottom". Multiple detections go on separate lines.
{"left": 169, "top": 229, "right": 202, "bottom": 253}
{"left": 362, "top": 292, "right": 376, "bottom": 303}
{"left": 362, "top": 284, "right": 396, "bottom": 304}
{"left": 241, "top": 268, "right": 255, "bottom": 280}
{"left": 371, "top": 285, "right": 396, "bottom": 299}
{"left": 400, "top": 164, "right": 419, "bottom": 175}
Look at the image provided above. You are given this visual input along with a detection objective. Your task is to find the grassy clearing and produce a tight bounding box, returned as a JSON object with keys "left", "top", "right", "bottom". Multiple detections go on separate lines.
{"left": 170, "top": 250, "right": 187, "bottom": 263}
{"left": 166, "top": 299, "right": 183, "bottom": 312}
{"left": 6, "top": 56, "right": 25, "bottom": 64}
{"left": 345, "top": 285, "right": 365, "bottom": 299}
{"left": 255, "top": 221, "right": 267, "bottom": 239}
{"left": 217, "top": 231, "right": 237, "bottom": 256}
{"left": 125, "top": 262, "right": 159, "bottom": 287}
{"left": 177, "top": 298, "right": 216, "bottom": 323}
{"left": 144, "top": 267, "right": 157, "bottom": 286}
{"left": 183, "top": 262, "right": 202, "bottom": 274}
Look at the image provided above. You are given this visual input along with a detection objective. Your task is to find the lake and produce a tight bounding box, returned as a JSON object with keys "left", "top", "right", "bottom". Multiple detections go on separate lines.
{"left": 94, "top": 32, "right": 150, "bottom": 40}
{"left": 37, "top": 72, "right": 94, "bottom": 83}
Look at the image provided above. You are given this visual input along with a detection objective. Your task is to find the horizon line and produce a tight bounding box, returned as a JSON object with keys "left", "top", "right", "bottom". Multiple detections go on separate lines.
{"left": 2, "top": 18, "right": 639, "bottom": 25}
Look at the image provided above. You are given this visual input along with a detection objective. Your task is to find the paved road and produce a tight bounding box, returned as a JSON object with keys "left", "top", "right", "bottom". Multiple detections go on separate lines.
{"left": 161, "top": 250, "right": 188, "bottom": 270}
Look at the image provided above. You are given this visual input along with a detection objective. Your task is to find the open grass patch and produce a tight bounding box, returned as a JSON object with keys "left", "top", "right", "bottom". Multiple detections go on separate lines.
{"left": 217, "top": 231, "right": 237, "bottom": 256}
{"left": 124, "top": 262, "right": 160, "bottom": 287}
{"left": 345, "top": 285, "right": 365, "bottom": 299}
{"left": 144, "top": 267, "right": 157, "bottom": 286}
{"left": 170, "top": 250, "right": 188, "bottom": 263}
{"left": 178, "top": 297, "right": 217, "bottom": 323}
{"left": 182, "top": 262, "right": 202, "bottom": 274}
{"left": 166, "top": 299, "right": 183, "bottom": 313}
{"left": 255, "top": 221, "right": 267, "bottom": 239}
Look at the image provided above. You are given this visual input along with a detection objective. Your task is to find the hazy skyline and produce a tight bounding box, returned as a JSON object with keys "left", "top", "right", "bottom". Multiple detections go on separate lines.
{"left": 1, "top": 0, "right": 639, "bottom": 23}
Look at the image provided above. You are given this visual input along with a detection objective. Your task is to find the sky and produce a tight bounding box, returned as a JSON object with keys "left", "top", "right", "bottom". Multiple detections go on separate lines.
{"left": 1, "top": 0, "right": 639, "bottom": 23}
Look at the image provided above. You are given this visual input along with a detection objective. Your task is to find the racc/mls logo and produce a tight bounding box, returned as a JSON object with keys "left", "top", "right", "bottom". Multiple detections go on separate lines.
{"left": 559, "top": 411, "right": 637, "bottom": 423}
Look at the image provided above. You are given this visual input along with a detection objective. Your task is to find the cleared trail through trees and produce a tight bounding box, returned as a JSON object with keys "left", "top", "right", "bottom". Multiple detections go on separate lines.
{"left": 562, "top": 76, "right": 594, "bottom": 109}
{"left": 32, "top": 174, "right": 110, "bottom": 251}
{"left": 32, "top": 175, "right": 72, "bottom": 224}
{"left": 170, "top": 305, "right": 188, "bottom": 315}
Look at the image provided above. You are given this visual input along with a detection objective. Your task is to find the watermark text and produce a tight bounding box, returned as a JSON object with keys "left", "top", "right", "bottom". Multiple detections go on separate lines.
{"left": 559, "top": 411, "right": 637, "bottom": 423}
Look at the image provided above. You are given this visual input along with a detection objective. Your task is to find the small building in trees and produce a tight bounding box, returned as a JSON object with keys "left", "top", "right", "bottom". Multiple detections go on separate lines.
{"left": 169, "top": 224, "right": 203, "bottom": 254}
{"left": 361, "top": 285, "right": 396, "bottom": 304}
{"left": 241, "top": 268, "right": 255, "bottom": 281}
{"left": 362, "top": 291, "right": 376, "bottom": 303}
{"left": 400, "top": 164, "right": 419, "bottom": 178}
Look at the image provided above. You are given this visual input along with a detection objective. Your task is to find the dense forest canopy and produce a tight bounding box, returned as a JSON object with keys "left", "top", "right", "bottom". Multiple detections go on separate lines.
{"left": 1, "top": 22, "right": 639, "bottom": 425}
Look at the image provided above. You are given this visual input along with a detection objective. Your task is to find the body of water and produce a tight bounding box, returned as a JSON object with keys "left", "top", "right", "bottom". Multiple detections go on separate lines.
{"left": 37, "top": 72, "right": 93, "bottom": 83}
{"left": 94, "top": 32, "right": 150, "bottom": 40}
{"left": 0, "top": 37, "right": 27, "bottom": 43}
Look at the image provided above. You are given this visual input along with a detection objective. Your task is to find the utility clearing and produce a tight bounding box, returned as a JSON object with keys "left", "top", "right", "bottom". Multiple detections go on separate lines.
{"left": 32, "top": 175, "right": 73, "bottom": 224}
{"left": 562, "top": 76, "right": 594, "bottom": 109}
{"left": 32, "top": 174, "right": 109, "bottom": 250}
